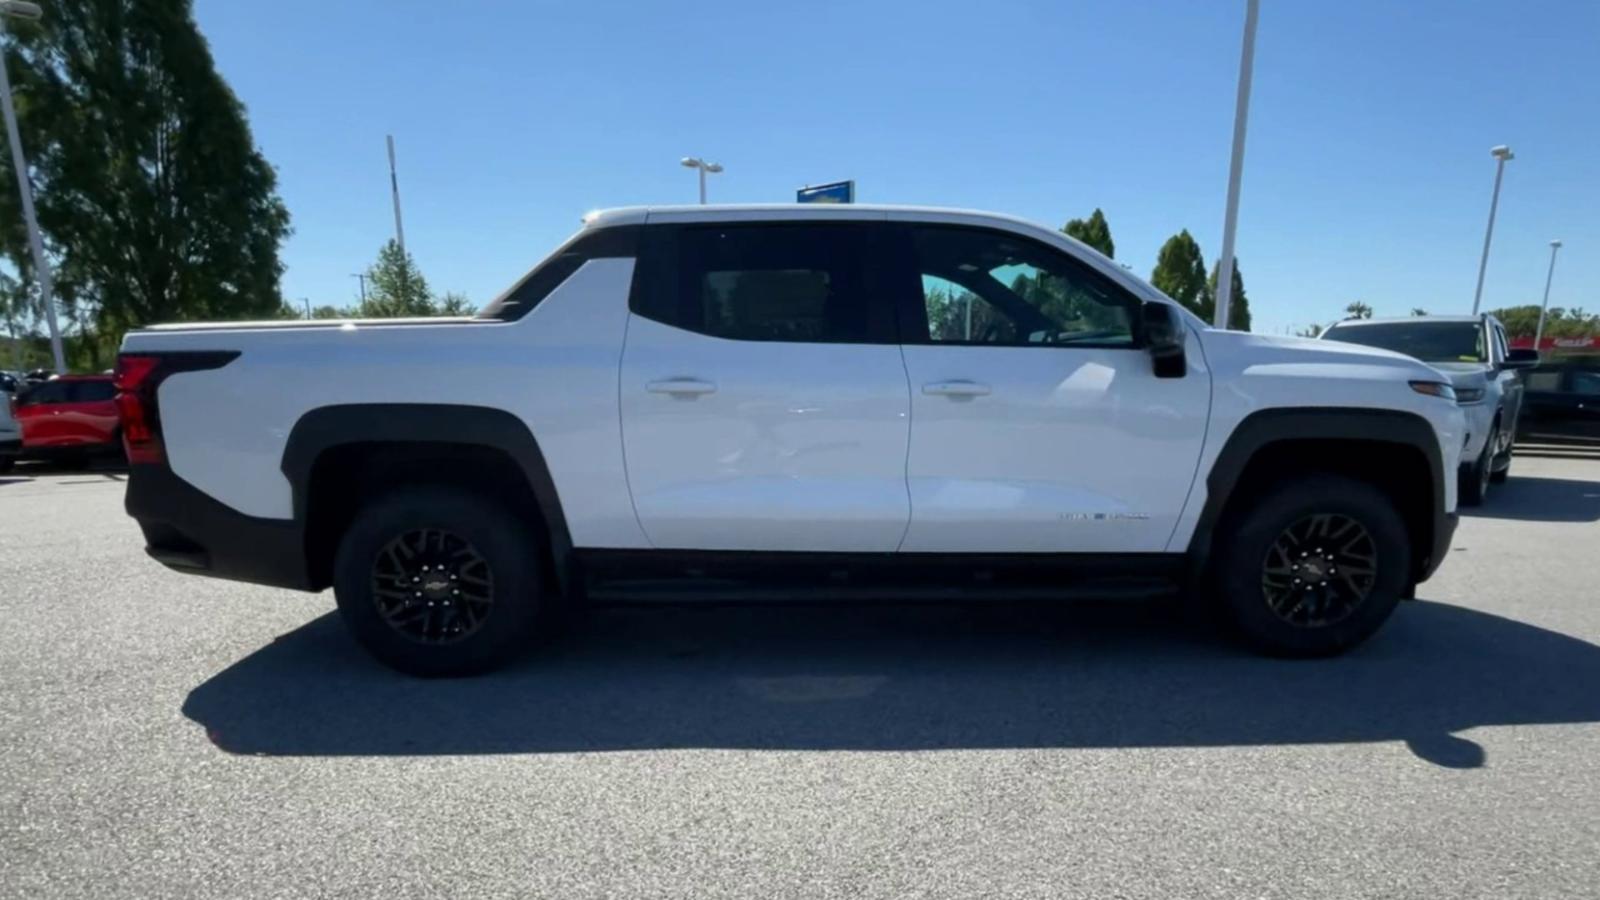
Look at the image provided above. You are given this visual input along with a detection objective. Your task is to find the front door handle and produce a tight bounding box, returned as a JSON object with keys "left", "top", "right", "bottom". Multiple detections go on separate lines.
{"left": 922, "top": 380, "right": 991, "bottom": 397}
{"left": 646, "top": 378, "right": 717, "bottom": 396}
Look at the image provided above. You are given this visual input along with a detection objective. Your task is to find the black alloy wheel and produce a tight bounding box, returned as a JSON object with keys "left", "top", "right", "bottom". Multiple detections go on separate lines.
{"left": 371, "top": 528, "right": 495, "bottom": 644}
{"left": 1260, "top": 513, "right": 1377, "bottom": 628}
{"left": 333, "top": 486, "right": 543, "bottom": 676}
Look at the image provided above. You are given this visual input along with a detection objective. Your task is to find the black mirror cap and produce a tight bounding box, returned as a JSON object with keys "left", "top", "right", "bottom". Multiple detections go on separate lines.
{"left": 1505, "top": 347, "right": 1540, "bottom": 369}
{"left": 1142, "top": 301, "right": 1187, "bottom": 378}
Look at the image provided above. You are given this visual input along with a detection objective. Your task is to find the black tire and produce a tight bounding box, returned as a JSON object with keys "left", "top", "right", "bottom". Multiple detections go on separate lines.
{"left": 1212, "top": 474, "right": 1410, "bottom": 657}
{"left": 1489, "top": 428, "right": 1512, "bottom": 484}
{"left": 1458, "top": 426, "right": 1495, "bottom": 506}
{"left": 333, "top": 485, "right": 543, "bottom": 677}
{"left": 0, "top": 456, "right": 13, "bottom": 474}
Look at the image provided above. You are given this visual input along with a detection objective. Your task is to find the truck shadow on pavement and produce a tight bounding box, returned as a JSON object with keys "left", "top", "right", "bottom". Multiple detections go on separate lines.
{"left": 1459, "top": 476, "right": 1600, "bottom": 522}
{"left": 183, "top": 599, "right": 1600, "bottom": 769}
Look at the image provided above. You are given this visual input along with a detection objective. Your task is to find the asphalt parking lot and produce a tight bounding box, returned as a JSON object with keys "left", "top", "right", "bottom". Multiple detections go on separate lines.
{"left": 4, "top": 451, "right": 1600, "bottom": 899}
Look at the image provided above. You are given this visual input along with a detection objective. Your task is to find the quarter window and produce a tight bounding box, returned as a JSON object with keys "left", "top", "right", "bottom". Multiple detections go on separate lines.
{"left": 910, "top": 226, "right": 1138, "bottom": 346}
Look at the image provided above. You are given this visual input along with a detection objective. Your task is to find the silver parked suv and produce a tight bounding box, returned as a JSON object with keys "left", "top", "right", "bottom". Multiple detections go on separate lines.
{"left": 1322, "top": 315, "right": 1539, "bottom": 504}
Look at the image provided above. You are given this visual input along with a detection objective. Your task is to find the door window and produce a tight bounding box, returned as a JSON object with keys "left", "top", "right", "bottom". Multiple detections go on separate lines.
{"left": 909, "top": 226, "right": 1139, "bottom": 347}
{"left": 15, "top": 382, "right": 66, "bottom": 407}
{"left": 1491, "top": 323, "right": 1509, "bottom": 365}
{"left": 637, "top": 224, "right": 891, "bottom": 344}
{"left": 68, "top": 381, "right": 115, "bottom": 403}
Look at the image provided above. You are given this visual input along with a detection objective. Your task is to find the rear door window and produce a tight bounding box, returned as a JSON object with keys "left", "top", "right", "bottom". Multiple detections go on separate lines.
{"left": 69, "top": 380, "right": 116, "bottom": 403}
{"left": 634, "top": 223, "right": 896, "bottom": 344}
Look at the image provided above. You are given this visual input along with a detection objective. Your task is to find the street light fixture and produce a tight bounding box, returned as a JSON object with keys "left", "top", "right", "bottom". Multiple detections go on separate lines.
{"left": 0, "top": 0, "right": 66, "bottom": 374}
{"left": 1531, "top": 239, "right": 1564, "bottom": 355}
{"left": 680, "top": 157, "right": 723, "bottom": 205}
{"left": 1470, "top": 144, "right": 1514, "bottom": 314}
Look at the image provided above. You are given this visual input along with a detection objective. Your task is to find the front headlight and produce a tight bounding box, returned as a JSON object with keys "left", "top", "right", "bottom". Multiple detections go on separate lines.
{"left": 1454, "top": 387, "right": 1486, "bottom": 404}
{"left": 1409, "top": 380, "right": 1458, "bottom": 401}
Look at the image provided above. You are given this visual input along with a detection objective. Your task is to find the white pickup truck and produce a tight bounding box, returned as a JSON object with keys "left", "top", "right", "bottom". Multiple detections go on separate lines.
{"left": 118, "top": 204, "right": 1465, "bottom": 675}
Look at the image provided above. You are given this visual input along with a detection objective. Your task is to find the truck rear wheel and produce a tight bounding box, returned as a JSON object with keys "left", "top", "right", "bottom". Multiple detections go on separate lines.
{"left": 1212, "top": 475, "right": 1410, "bottom": 657}
{"left": 333, "top": 486, "right": 542, "bottom": 676}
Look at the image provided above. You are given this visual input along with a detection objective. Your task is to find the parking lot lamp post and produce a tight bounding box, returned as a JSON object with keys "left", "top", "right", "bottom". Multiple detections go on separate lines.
{"left": 1213, "top": 0, "right": 1259, "bottom": 331}
{"left": 1471, "top": 145, "right": 1515, "bottom": 314}
{"left": 0, "top": 0, "right": 66, "bottom": 374}
{"left": 680, "top": 157, "right": 723, "bottom": 205}
{"left": 1531, "top": 240, "right": 1563, "bottom": 356}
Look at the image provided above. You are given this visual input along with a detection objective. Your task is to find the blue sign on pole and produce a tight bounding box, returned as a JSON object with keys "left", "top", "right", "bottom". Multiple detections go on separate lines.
{"left": 797, "top": 181, "right": 855, "bottom": 204}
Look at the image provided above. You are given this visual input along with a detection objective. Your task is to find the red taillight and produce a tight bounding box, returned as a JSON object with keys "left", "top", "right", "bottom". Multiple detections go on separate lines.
{"left": 114, "top": 355, "right": 164, "bottom": 464}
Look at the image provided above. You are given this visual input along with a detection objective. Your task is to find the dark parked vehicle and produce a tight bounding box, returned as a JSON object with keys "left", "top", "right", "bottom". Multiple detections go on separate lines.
{"left": 1518, "top": 360, "right": 1600, "bottom": 443}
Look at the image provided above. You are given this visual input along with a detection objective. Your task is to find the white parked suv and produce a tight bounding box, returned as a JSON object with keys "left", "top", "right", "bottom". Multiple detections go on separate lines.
{"left": 117, "top": 205, "right": 1465, "bottom": 675}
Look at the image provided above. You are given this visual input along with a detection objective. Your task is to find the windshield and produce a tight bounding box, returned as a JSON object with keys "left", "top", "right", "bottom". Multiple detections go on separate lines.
{"left": 1323, "top": 321, "right": 1486, "bottom": 363}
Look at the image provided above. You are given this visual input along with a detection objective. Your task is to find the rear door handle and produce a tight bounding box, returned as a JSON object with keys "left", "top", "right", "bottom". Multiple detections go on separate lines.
{"left": 646, "top": 378, "right": 717, "bottom": 396}
{"left": 922, "top": 380, "right": 991, "bottom": 397}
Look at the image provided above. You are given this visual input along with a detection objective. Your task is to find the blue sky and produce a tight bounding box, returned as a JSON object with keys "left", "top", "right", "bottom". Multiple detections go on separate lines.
{"left": 194, "top": 0, "right": 1597, "bottom": 334}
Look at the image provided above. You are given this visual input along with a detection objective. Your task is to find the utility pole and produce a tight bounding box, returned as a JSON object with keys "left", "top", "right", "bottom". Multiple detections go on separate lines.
{"left": 0, "top": 1, "right": 66, "bottom": 374}
{"left": 302, "top": 298, "right": 311, "bottom": 320}
{"left": 1214, "top": 0, "right": 1259, "bottom": 331}
{"left": 351, "top": 273, "right": 367, "bottom": 305}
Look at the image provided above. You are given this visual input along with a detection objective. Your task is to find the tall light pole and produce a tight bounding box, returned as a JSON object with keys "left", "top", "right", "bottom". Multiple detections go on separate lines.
{"left": 680, "top": 157, "right": 723, "bottom": 204}
{"left": 1213, "top": 0, "right": 1259, "bottom": 331}
{"left": 1470, "top": 144, "right": 1514, "bottom": 314}
{"left": 1531, "top": 239, "right": 1563, "bottom": 355}
{"left": 0, "top": 0, "right": 65, "bottom": 374}
{"left": 386, "top": 135, "right": 406, "bottom": 252}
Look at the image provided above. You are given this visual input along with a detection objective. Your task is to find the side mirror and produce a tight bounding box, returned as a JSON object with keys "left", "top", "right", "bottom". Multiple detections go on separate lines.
{"left": 1504, "top": 348, "right": 1540, "bottom": 370}
{"left": 1143, "top": 301, "right": 1187, "bottom": 378}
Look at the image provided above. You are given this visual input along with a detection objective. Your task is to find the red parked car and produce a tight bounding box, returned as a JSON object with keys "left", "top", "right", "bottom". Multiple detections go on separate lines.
{"left": 10, "top": 374, "right": 124, "bottom": 465}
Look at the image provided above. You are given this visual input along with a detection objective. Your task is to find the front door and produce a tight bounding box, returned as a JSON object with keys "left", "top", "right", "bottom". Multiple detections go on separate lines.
{"left": 619, "top": 220, "right": 912, "bottom": 551}
{"left": 891, "top": 221, "right": 1210, "bottom": 554}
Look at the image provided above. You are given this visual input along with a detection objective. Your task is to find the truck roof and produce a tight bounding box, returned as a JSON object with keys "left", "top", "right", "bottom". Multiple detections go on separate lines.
{"left": 581, "top": 203, "right": 1059, "bottom": 233}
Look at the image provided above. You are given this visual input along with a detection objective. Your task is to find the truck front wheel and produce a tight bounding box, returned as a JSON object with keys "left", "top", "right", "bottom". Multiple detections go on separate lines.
{"left": 333, "top": 486, "right": 542, "bottom": 676}
{"left": 1212, "top": 475, "right": 1410, "bottom": 657}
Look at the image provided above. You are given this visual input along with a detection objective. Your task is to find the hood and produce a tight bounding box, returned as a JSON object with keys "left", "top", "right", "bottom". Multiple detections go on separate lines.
{"left": 1427, "top": 359, "right": 1492, "bottom": 375}
{"left": 1427, "top": 363, "right": 1490, "bottom": 390}
{"left": 1198, "top": 329, "right": 1445, "bottom": 379}
{"left": 1223, "top": 331, "right": 1420, "bottom": 363}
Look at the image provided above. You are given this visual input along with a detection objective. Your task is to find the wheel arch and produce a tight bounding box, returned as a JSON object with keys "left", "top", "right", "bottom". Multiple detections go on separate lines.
{"left": 1187, "top": 408, "right": 1449, "bottom": 588}
{"left": 282, "top": 404, "right": 573, "bottom": 593}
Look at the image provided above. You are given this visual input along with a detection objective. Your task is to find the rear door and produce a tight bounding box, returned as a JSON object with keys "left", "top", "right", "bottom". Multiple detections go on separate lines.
{"left": 618, "top": 219, "right": 912, "bottom": 551}
{"left": 890, "top": 221, "right": 1210, "bottom": 553}
{"left": 14, "top": 381, "right": 70, "bottom": 446}
{"left": 66, "top": 379, "right": 119, "bottom": 445}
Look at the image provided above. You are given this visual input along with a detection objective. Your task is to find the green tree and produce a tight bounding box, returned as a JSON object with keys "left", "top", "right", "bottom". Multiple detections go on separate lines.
{"left": 0, "top": 0, "right": 291, "bottom": 368}
{"left": 1206, "top": 258, "right": 1252, "bottom": 332}
{"left": 436, "top": 292, "right": 477, "bottom": 316}
{"left": 1061, "top": 208, "right": 1115, "bottom": 259}
{"left": 1410, "top": 307, "right": 1428, "bottom": 316}
{"left": 358, "top": 240, "right": 434, "bottom": 317}
{"left": 1489, "top": 304, "right": 1600, "bottom": 339}
{"left": 1150, "top": 230, "right": 1209, "bottom": 320}
{"left": 1294, "top": 323, "right": 1325, "bottom": 338}
{"left": 1344, "top": 301, "right": 1373, "bottom": 320}
{"left": 275, "top": 301, "right": 350, "bottom": 320}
